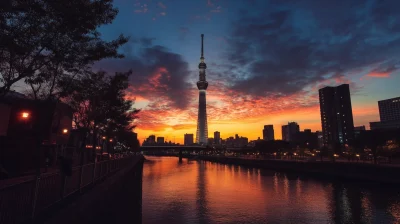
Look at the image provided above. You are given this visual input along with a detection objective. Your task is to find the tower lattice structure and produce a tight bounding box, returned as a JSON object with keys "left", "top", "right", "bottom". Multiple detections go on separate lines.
{"left": 196, "top": 34, "right": 208, "bottom": 144}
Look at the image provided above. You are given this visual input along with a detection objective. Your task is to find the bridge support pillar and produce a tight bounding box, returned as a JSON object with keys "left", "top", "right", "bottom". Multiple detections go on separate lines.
{"left": 179, "top": 149, "right": 183, "bottom": 163}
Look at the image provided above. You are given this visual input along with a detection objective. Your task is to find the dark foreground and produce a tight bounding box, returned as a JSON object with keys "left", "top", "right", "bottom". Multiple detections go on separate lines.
{"left": 37, "top": 158, "right": 143, "bottom": 224}
{"left": 142, "top": 156, "right": 400, "bottom": 224}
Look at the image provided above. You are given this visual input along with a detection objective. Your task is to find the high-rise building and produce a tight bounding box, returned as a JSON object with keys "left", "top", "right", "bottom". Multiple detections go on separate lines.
{"left": 184, "top": 133, "right": 194, "bottom": 145}
{"left": 379, "top": 97, "right": 400, "bottom": 121}
{"left": 214, "top": 131, "right": 220, "bottom": 144}
{"left": 196, "top": 34, "right": 209, "bottom": 144}
{"left": 156, "top": 137, "right": 164, "bottom": 144}
{"left": 226, "top": 136, "right": 234, "bottom": 147}
{"left": 282, "top": 122, "right": 300, "bottom": 141}
{"left": 263, "top": 125, "right": 274, "bottom": 141}
{"left": 354, "top": 126, "right": 366, "bottom": 138}
{"left": 239, "top": 137, "right": 248, "bottom": 147}
{"left": 316, "top": 131, "right": 323, "bottom": 149}
{"left": 319, "top": 84, "right": 355, "bottom": 148}
{"left": 370, "top": 97, "right": 400, "bottom": 130}
{"left": 207, "top": 138, "right": 214, "bottom": 145}
{"left": 293, "top": 129, "right": 318, "bottom": 149}
{"left": 148, "top": 135, "right": 156, "bottom": 144}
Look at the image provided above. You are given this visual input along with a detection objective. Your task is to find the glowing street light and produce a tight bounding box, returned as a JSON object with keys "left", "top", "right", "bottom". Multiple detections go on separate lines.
{"left": 62, "top": 129, "right": 68, "bottom": 134}
{"left": 21, "top": 112, "right": 30, "bottom": 119}
{"left": 109, "top": 139, "right": 113, "bottom": 142}
{"left": 102, "top": 136, "right": 106, "bottom": 140}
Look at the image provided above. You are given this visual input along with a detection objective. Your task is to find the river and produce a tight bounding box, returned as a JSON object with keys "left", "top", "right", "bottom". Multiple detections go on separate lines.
{"left": 141, "top": 156, "right": 400, "bottom": 224}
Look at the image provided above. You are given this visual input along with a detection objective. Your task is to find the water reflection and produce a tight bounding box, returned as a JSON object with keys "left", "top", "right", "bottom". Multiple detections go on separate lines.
{"left": 196, "top": 161, "right": 210, "bottom": 224}
{"left": 142, "top": 156, "right": 400, "bottom": 224}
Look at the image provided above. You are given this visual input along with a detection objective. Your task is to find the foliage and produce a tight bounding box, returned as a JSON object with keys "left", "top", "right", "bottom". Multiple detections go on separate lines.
{"left": 63, "top": 70, "right": 139, "bottom": 145}
{"left": 354, "top": 129, "right": 400, "bottom": 164}
{"left": 117, "top": 131, "right": 140, "bottom": 151}
{"left": 0, "top": 0, "right": 128, "bottom": 98}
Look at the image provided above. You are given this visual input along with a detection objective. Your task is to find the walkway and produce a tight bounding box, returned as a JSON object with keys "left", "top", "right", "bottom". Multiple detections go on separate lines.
{"left": 39, "top": 158, "right": 142, "bottom": 224}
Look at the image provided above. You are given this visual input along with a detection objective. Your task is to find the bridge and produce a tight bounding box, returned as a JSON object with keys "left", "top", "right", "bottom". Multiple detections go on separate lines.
{"left": 140, "top": 145, "right": 207, "bottom": 151}
{"left": 140, "top": 145, "right": 253, "bottom": 152}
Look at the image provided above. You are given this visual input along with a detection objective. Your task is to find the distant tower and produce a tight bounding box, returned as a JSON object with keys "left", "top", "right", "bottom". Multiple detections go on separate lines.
{"left": 196, "top": 34, "right": 208, "bottom": 144}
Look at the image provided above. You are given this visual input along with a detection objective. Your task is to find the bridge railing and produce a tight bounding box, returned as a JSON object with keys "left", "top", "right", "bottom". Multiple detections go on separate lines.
{"left": 0, "top": 155, "right": 140, "bottom": 224}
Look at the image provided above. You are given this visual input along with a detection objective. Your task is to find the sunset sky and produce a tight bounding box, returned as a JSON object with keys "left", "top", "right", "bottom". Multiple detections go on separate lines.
{"left": 95, "top": 0, "right": 400, "bottom": 144}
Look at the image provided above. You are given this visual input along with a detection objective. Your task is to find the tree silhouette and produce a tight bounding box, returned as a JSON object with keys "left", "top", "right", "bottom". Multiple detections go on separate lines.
{"left": 355, "top": 129, "right": 400, "bottom": 164}
{"left": 63, "top": 70, "right": 139, "bottom": 155}
{"left": 0, "top": 0, "right": 128, "bottom": 97}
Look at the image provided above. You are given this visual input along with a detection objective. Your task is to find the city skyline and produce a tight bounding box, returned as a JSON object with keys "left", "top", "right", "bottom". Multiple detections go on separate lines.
{"left": 92, "top": 0, "right": 400, "bottom": 144}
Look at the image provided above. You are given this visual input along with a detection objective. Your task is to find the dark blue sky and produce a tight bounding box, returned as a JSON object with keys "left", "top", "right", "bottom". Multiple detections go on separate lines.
{"left": 96, "top": 0, "right": 400, "bottom": 141}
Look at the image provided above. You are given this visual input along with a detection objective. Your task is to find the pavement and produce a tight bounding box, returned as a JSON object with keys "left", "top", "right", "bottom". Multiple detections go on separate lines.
{"left": 38, "top": 157, "right": 142, "bottom": 224}
{"left": 0, "top": 167, "right": 59, "bottom": 189}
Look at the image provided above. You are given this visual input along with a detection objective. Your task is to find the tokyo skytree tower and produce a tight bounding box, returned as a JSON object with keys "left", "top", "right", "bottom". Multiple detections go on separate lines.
{"left": 196, "top": 34, "right": 208, "bottom": 144}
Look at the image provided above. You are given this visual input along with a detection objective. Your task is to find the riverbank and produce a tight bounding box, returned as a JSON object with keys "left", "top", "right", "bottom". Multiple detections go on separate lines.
{"left": 145, "top": 154, "right": 400, "bottom": 184}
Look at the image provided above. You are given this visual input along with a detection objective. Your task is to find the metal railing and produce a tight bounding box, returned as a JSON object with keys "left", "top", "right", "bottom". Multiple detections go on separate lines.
{"left": 0, "top": 155, "right": 139, "bottom": 224}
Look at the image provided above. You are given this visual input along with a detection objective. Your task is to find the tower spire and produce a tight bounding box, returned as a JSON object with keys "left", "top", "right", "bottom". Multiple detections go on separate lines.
{"left": 201, "top": 34, "right": 204, "bottom": 60}
{"left": 198, "top": 34, "right": 207, "bottom": 69}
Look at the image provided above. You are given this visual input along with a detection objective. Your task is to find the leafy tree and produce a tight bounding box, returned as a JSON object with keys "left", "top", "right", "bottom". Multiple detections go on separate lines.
{"left": 63, "top": 70, "right": 139, "bottom": 155}
{"left": 117, "top": 131, "right": 140, "bottom": 152}
{"left": 355, "top": 129, "right": 400, "bottom": 164}
{"left": 0, "top": 0, "right": 127, "bottom": 98}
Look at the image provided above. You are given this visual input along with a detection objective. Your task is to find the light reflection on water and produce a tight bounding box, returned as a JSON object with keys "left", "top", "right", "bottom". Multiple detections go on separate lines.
{"left": 142, "top": 156, "right": 400, "bottom": 224}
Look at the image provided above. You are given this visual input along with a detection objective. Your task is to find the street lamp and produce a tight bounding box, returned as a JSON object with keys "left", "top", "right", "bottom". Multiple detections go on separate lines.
{"left": 109, "top": 139, "right": 113, "bottom": 142}
{"left": 62, "top": 129, "right": 68, "bottom": 134}
{"left": 21, "top": 111, "right": 30, "bottom": 119}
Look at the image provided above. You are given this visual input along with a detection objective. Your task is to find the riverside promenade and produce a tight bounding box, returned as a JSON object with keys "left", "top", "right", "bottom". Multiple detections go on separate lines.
{"left": 0, "top": 155, "right": 144, "bottom": 224}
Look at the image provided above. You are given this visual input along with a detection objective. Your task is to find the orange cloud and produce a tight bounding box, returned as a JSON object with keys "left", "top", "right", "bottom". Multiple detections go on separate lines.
{"left": 171, "top": 124, "right": 197, "bottom": 130}
{"left": 367, "top": 72, "right": 390, "bottom": 78}
{"left": 360, "top": 72, "right": 391, "bottom": 80}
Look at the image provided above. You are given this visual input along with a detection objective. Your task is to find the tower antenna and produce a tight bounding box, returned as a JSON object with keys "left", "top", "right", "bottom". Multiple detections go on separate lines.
{"left": 201, "top": 34, "right": 204, "bottom": 59}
